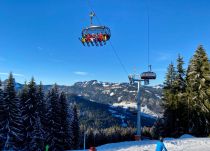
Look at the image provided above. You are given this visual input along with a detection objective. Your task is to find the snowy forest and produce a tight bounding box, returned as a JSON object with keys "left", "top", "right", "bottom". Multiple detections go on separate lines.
{"left": 159, "top": 45, "right": 210, "bottom": 137}
{"left": 0, "top": 74, "right": 79, "bottom": 151}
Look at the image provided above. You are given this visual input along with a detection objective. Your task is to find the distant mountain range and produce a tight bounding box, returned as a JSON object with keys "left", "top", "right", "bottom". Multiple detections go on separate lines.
{"left": 68, "top": 80, "right": 164, "bottom": 117}
{"left": 2, "top": 80, "right": 164, "bottom": 117}
{"left": 1, "top": 79, "right": 164, "bottom": 128}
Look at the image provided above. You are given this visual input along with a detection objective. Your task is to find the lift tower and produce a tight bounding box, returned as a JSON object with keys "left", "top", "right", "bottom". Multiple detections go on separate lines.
{"left": 128, "top": 66, "right": 156, "bottom": 140}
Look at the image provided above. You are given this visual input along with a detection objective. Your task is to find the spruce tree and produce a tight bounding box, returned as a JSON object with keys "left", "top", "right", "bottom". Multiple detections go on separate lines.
{"left": 22, "top": 77, "right": 45, "bottom": 150}
{"left": 30, "top": 113, "right": 45, "bottom": 151}
{"left": 22, "top": 78, "right": 36, "bottom": 149}
{"left": 59, "top": 92, "right": 72, "bottom": 150}
{"left": 71, "top": 104, "right": 79, "bottom": 149}
{"left": 164, "top": 62, "right": 176, "bottom": 90}
{"left": 20, "top": 82, "right": 29, "bottom": 107}
{"left": 19, "top": 82, "right": 29, "bottom": 149}
{"left": 173, "top": 54, "right": 188, "bottom": 134}
{"left": 162, "top": 63, "right": 177, "bottom": 136}
{"left": 2, "top": 73, "right": 24, "bottom": 150}
{"left": 36, "top": 82, "right": 47, "bottom": 140}
{"left": 29, "top": 79, "right": 45, "bottom": 150}
{"left": 186, "top": 45, "right": 210, "bottom": 136}
{"left": 46, "top": 84, "right": 63, "bottom": 151}
{"left": 174, "top": 54, "right": 186, "bottom": 92}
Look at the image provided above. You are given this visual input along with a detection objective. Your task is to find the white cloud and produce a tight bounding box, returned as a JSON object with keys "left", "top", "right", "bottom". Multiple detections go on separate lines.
{"left": 0, "top": 72, "right": 25, "bottom": 77}
{"left": 0, "top": 72, "right": 7, "bottom": 76}
{"left": 13, "top": 73, "right": 25, "bottom": 77}
{"left": 73, "top": 71, "right": 88, "bottom": 76}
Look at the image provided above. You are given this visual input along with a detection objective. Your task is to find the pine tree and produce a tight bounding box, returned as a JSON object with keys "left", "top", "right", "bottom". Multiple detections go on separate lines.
{"left": 71, "top": 104, "right": 79, "bottom": 149}
{"left": 163, "top": 62, "right": 176, "bottom": 90}
{"left": 46, "top": 84, "right": 63, "bottom": 151}
{"left": 174, "top": 54, "right": 186, "bottom": 92}
{"left": 36, "top": 82, "right": 47, "bottom": 141}
{"left": 2, "top": 73, "right": 24, "bottom": 150}
{"left": 22, "top": 78, "right": 36, "bottom": 149}
{"left": 45, "top": 90, "right": 52, "bottom": 148}
{"left": 22, "top": 77, "right": 45, "bottom": 150}
{"left": 19, "top": 82, "right": 29, "bottom": 149}
{"left": 162, "top": 63, "right": 177, "bottom": 136}
{"left": 20, "top": 82, "right": 29, "bottom": 107}
{"left": 37, "top": 82, "right": 45, "bottom": 115}
{"left": 59, "top": 92, "right": 73, "bottom": 150}
{"left": 30, "top": 113, "right": 45, "bottom": 151}
{"left": 28, "top": 77, "right": 38, "bottom": 115}
{"left": 29, "top": 79, "right": 45, "bottom": 150}
{"left": 173, "top": 54, "right": 188, "bottom": 134}
{"left": 186, "top": 45, "right": 210, "bottom": 136}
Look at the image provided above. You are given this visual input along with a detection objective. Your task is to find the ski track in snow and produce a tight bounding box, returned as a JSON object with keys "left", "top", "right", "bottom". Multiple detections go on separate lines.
{"left": 74, "top": 136, "right": 210, "bottom": 151}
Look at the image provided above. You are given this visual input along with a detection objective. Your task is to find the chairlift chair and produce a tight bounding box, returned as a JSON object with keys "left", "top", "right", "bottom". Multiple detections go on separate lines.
{"left": 79, "top": 12, "right": 111, "bottom": 46}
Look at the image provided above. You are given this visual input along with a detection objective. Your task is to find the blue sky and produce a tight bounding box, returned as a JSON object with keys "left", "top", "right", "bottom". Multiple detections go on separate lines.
{"left": 0, "top": 0, "right": 210, "bottom": 86}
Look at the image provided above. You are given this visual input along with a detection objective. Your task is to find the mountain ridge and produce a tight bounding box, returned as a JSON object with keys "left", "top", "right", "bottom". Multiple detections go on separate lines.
{"left": 2, "top": 79, "right": 164, "bottom": 116}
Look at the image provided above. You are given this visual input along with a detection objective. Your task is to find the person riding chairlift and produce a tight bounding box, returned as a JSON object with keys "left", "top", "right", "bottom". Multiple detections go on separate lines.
{"left": 98, "top": 33, "right": 104, "bottom": 42}
{"left": 81, "top": 36, "right": 86, "bottom": 43}
{"left": 103, "top": 34, "right": 107, "bottom": 41}
{"left": 106, "top": 33, "right": 110, "bottom": 40}
{"left": 80, "top": 34, "right": 86, "bottom": 46}
{"left": 92, "top": 34, "right": 99, "bottom": 46}
{"left": 86, "top": 34, "right": 91, "bottom": 43}
{"left": 90, "top": 34, "right": 95, "bottom": 42}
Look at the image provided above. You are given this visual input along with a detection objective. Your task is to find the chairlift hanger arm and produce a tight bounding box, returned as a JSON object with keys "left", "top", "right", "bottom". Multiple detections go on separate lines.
{"left": 89, "top": 12, "right": 95, "bottom": 26}
{"left": 128, "top": 74, "right": 144, "bottom": 84}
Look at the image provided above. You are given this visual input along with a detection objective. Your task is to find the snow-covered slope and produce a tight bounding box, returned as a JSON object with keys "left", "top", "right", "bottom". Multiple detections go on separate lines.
{"left": 75, "top": 135, "right": 210, "bottom": 151}
{"left": 112, "top": 102, "right": 159, "bottom": 117}
{"left": 70, "top": 80, "right": 163, "bottom": 116}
